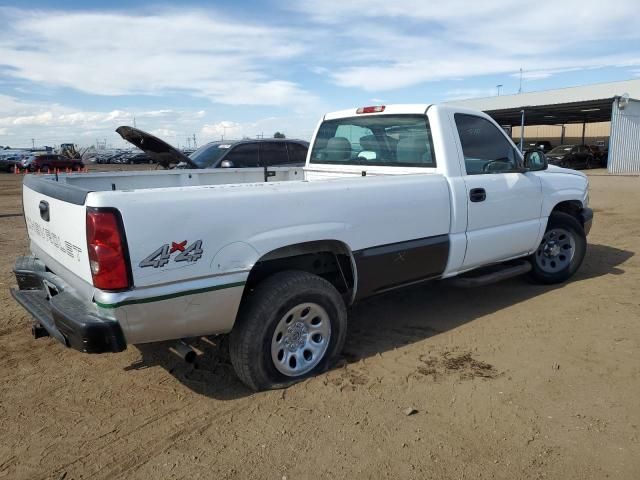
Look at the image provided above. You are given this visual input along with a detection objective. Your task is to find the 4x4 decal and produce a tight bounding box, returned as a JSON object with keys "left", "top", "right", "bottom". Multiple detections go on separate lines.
{"left": 139, "top": 240, "right": 203, "bottom": 268}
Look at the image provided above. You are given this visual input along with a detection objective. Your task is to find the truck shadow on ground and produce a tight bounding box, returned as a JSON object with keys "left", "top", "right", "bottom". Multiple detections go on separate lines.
{"left": 127, "top": 243, "right": 632, "bottom": 400}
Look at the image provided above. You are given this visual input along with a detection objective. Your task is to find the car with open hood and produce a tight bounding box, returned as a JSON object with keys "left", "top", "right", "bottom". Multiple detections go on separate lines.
{"left": 115, "top": 126, "right": 308, "bottom": 169}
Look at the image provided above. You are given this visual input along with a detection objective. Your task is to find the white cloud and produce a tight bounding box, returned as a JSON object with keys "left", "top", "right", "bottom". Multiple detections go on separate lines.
{"left": 445, "top": 88, "right": 499, "bottom": 101}
{"left": 201, "top": 121, "right": 244, "bottom": 140}
{"left": 200, "top": 116, "right": 317, "bottom": 143}
{"left": 290, "top": 0, "right": 640, "bottom": 91}
{"left": 150, "top": 128, "right": 178, "bottom": 139}
{"left": 0, "top": 94, "right": 212, "bottom": 147}
{"left": 0, "top": 7, "right": 318, "bottom": 107}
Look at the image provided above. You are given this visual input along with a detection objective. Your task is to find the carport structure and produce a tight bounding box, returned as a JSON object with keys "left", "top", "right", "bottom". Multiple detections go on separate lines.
{"left": 446, "top": 79, "right": 640, "bottom": 173}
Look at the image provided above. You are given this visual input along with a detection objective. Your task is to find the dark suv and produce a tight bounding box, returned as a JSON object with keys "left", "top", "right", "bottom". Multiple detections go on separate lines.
{"left": 20, "top": 153, "right": 84, "bottom": 172}
{"left": 185, "top": 139, "right": 309, "bottom": 169}
{"left": 546, "top": 145, "right": 595, "bottom": 170}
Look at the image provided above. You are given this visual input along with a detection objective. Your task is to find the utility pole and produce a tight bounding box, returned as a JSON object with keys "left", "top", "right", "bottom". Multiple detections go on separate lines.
{"left": 496, "top": 85, "right": 503, "bottom": 96}
{"left": 518, "top": 68, "right": 523, "bottom": 94}
{"left": 31, "top": 138, "right": 35, "bottom": 149}
{"left": 192, "top": 133, "right": 197, "bottom": 148}
{"left": 187, "top": 137, "right": 191, "bottom": 149}
{"left": 133, "top": 116, "right": 137, "bottom": 128}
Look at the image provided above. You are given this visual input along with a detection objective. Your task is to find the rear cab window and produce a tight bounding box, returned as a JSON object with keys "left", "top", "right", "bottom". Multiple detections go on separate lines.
{"left": 310, "top": 115, "right": 436, "bottom": 167}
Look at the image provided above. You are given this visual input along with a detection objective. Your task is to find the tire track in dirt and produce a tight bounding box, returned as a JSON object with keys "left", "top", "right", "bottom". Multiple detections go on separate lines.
{"left": 38, "top": 399, "right": 255, "bottom": 480}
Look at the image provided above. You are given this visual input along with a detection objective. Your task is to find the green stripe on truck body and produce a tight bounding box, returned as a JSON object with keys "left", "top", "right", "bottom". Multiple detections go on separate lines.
{"left": 94, "top": 281, "right": 246, "bottom": 309}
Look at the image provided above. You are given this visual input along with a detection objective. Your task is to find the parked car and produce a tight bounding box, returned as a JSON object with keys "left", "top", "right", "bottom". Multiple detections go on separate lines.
{"left": 12, "top": 103, "right": 592, "bottom": 391}
{"left": 184, "top": 139, "right": 309, "bottom": 169}
{"left": 587, "top": 145, "right": 608, "bottom": 167}
{"left": 546, "top": 144, "right": 595, "bottom": 170}
{"left": 20, "top": 153, "right": 84, "bottom": 172}
{"left": 0, "top": 151, "right": 29, "bottom": 172}
{"left": 125, "top": 153, "right": 154, "bottom": 164}
{"left": 115, "top": 127, "right": 309, "bottom": 169}
{"left": 534, "top": 141, "right": 553, "bottom": 153}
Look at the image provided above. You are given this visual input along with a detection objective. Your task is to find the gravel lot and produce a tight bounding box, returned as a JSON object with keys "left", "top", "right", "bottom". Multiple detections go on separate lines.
{"left": 0, "top": 167, "right": 638, "bottom": 479}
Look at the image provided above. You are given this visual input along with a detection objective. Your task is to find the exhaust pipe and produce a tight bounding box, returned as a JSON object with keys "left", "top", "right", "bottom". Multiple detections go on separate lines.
{"left": 170, "top": 340, "right": 197, "bottom": 363}
{"left": 32, "top": 323, "right": 50, "bottom": 339}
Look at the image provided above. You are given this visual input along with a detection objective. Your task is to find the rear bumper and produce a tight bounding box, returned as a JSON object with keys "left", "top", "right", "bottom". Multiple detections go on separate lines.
{"left": 580, "top": 207, "right": 593, "bottom": 235}
{"left": 11, "top": 256, "right": 126, "bottom": 353}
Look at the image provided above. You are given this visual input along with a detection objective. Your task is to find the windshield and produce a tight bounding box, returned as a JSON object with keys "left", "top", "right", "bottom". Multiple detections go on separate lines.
{"left": 549, "top": 145, "right": 574, "bottom": 154}
{"left": 309, "top": 114, "right": 436, "bottom": 167}
{"left": 189, "top": 143, "right": 231, "bottom": 167}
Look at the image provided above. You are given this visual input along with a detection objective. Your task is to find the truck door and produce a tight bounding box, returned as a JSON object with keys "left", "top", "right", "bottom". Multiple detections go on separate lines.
{"left": 453, "top": 113, "right": 543, "bottom": 270}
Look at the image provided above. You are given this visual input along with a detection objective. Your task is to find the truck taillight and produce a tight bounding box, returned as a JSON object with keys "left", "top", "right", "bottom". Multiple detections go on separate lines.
{"left": 356, "top": 105, "right": 385, "bottom": 114}
{"left": 86, "top": 208, "right": 131, "bottom": 291}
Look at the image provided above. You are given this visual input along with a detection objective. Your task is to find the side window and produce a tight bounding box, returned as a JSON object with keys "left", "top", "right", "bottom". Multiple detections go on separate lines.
{"left": 224, "top": 143, "right": 260, "bottom": 167}
{"left": 286, "top": 142, "right": 308, "bottom": 164}
{"left": 260, "top": 142, "right": 288, "bottom": 166}
{"left": 455, "top": 114, "right": 520, "bottom": 175}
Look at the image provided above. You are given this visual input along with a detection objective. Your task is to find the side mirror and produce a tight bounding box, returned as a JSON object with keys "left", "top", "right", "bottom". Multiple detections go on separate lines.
{"left": 524, "top": 149, "right": 548, "bottom": 171}
{"left": 220, "top": 159, "right": 235, "bottom": 168}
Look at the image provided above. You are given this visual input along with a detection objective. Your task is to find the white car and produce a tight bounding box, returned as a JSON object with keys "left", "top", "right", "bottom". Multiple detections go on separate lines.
{"left": 12, "top": 104, "right": 592, "bottom": 390}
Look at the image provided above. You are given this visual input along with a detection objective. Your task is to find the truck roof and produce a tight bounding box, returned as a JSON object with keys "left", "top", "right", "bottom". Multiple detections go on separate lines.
{"left": 324, "top": 104, "right": 432, "bottom": 121}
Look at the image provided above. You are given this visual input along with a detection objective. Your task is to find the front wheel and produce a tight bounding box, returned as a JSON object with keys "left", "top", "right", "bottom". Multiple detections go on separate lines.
{"left": 229, "top": 271, "right": 347, "bottom": 391}
{"left": 529, "top": 212, "right": 586, "bottom": 284}
{"left": 585, "top": 155, "right": 594, "bottom": 169}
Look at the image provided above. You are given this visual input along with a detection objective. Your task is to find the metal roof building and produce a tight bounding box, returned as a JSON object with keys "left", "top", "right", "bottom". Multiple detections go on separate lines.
{"left": 445, "top": 79, "right": 640, "bottom": 174}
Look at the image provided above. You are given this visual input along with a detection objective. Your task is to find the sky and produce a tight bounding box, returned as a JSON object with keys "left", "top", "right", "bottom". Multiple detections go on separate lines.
{"left": 1, "top": 0, "right": 639, "bottom": 149}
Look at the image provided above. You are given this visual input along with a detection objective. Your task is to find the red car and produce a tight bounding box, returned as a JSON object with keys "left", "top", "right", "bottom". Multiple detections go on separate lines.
{"left": 20, "top": 153, "right": 84, "bottom": 172}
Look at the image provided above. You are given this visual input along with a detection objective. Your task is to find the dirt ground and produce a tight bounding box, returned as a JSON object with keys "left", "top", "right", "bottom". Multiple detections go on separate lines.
{"left": 0, "top": 166, "right": 638, "bottom": 479}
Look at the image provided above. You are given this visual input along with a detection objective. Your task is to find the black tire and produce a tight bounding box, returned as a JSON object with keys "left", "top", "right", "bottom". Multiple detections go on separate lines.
{"left": 229, "top": 270, "right": 347, "bottom": 391}
{"left": 529, "top": 212, "right": 587, "bottom": 284}
{"left": 585, "top": 155, "right": 594, "bottom": 169}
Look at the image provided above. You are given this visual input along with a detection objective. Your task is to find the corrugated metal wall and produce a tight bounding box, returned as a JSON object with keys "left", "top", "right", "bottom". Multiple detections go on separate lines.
{"left": 609, "top": 98, "right": 640, "bottom": 174}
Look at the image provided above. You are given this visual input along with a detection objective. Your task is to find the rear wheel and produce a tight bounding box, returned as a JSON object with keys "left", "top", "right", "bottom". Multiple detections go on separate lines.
{"left": 229, "top": 270, "right": 347, "bottom": 391}
{"left": 529, "top": 212, "right": 586, "bottom": 284}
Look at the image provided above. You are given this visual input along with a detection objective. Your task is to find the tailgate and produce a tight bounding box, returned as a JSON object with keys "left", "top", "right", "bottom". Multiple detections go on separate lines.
{"left": 23, "top": 183, "right": 92, "bottom": 283}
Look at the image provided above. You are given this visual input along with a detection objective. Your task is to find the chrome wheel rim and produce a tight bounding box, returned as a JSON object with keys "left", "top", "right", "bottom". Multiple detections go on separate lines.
{"left": 271, "top": 302, "right": 331, "bottom": 377}
{"left": 535, "top": 228, "right": 576, "bottom": 274}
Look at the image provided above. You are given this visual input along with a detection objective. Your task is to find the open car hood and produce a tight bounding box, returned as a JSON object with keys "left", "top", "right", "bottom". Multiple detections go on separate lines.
{"left": 115, "top": 126, "right": 196, "bottom": 168}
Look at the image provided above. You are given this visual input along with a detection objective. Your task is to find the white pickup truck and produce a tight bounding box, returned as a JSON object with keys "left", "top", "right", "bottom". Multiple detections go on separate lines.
{"left": 12, "top": 104, "right": 592, "bottom": 391}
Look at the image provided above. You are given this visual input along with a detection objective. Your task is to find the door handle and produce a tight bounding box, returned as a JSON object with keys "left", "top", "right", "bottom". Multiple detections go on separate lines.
{"left": 469, "top": 188, "right": 486, "bottom": 202}
{"left": 39, "top": 200, "right": 50, "bottom": 221}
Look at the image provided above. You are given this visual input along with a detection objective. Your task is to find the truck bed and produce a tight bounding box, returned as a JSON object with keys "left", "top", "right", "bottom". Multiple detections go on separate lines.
{"left": 25, "top": 167, "right": 304, "bottom": 202}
